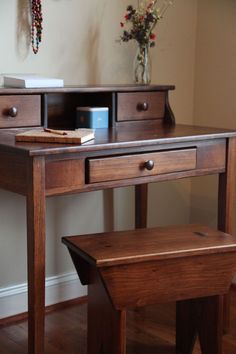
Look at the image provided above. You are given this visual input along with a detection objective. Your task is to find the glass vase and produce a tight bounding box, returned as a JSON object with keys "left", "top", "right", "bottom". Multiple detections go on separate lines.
{"left": 133, "top": 44, "right": 151, "bottom": 85}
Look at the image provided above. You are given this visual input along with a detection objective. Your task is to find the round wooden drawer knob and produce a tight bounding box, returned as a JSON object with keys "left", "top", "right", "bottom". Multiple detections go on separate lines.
{"left": 145, "top": 160, "right": 154, "bottom": 171}
{"left": 137, "top": 102, "right": 149, "bottom": 111}
{"left": 8, "top": 107, "right": 18, "bottom": 118}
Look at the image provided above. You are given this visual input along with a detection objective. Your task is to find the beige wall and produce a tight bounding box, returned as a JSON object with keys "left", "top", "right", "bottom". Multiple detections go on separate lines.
{"left": 0, "top": 0, "right": 197, "bottom": 313}
{"left": 190, "top": 0, "right": 236, "bottom": 231}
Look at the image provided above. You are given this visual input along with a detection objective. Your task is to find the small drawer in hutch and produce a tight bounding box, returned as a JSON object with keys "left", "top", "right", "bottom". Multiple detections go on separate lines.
{"left": 0, "top": 95, "right": 41, "bottom": 128}
{"left": 117, "top": 91, "right": 165, "bottom": 121}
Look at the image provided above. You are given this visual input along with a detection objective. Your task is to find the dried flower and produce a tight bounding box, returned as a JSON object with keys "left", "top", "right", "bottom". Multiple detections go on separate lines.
{"left": 150, "top": 33, "right": 156, "bottom": 40}
{"left": 119, "top": 0, "right": 173, "bottom": 48}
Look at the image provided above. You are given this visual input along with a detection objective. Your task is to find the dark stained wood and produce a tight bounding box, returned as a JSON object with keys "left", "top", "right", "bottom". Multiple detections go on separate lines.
{"left": 218, "top": 137, "right": 236, "bottom": 332}
{"left": 176, "top": 299, "right": 198, "bottom": 353}
{"left": 46, "top": 166, "right": 226, "bottom": 198}
{"left": 218, "top": 137, "right": 236, "bottom": 235}
{"left": 68, "top": 249, "right": 91, "bottom": 286}
{"left": 135, "top": 184, "right": 148, "bottom": 228}
{"left": 62, "top": 224, "right": 236, "bottom": 267}
{"left": 45, "top": 158, "right": 85, "bottom": 193}
{"left": 88, "top": 149, "right": 197, "bottom": 183}
{"left": 26, "top": 157, "right": 46, "bottom": 354}
{"left": 0, "top": 149, "right": 28, "bottom": 195}
{"left": 0, "top": 296, "right": 87, "bottom": 328}
{"left": 198, "top": 296, "right": 223, "bottom": 354}
{"left": 2, "top": 289, "right": 236, "bottom": 353}
{"left": 100, "top": 253, "right": 235, "bottom": 309}
{"left": 196, "top": 138, "right": 226, "bottom": 170}
{"left": 0, "top": 85, "right": 235, "bottom": 354}
{"left": 103, "top": 189, "right": 114, "bottom": 232}
{"left": 176, "top": 296, "right": 223, "bottom": 354}
{"left": 0, "top": 95, "right": 41, "bottom": 128}
{"left": 0, "top": 125, "right": 234, "bottom": 157}
{"left": 117, "top": 92, "right": 165, "bottom": 121}
{"left": 0, "top": 84, "right": 175, "bottom": 95}
{"left": 87, "top": 269, "right": 126, "bottom": 354}
{"left": 164, "top": 90, "right": 175, "bottom": 125}
{"left": 63, "top": 224, "right": 236, "bottom": 354}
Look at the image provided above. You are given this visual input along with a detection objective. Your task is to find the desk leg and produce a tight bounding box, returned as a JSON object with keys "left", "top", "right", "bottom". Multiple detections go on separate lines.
{"left": 26, "top": 157, "right": 46, "bottom": 354}
{"left": 103, "top": 189, "right": 114, "bottom": 232}
{"left": 218, "top": 137, "right": 236, "bottom": 332}
{"left": 135, "top": 184, "right": 148, "bottom": 229}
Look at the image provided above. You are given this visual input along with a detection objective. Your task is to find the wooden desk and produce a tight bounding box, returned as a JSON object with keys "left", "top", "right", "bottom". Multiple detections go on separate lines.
{"left": 0, "top": 85, "right": 235, "bottom": 354}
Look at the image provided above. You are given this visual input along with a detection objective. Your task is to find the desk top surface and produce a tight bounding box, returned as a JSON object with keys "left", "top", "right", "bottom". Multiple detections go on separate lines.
{"left": 0, "top": 124, "right": 235, "bottom": 157}
{"left": 0, "top": 84, "right": 175, "bottom": 94}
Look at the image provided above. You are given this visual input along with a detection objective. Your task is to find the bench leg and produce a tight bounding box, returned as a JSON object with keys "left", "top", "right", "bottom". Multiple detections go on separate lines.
{"left": 198, "top": 295, "right": 223, "bottom": 354}
{"left": 176, "top": 295, "right": 223, "bottom": 354}
{"left": 176, "top": 299, "right": 198, "bottom": 354}
{"left": 87, "top": 270, "right": 126, "bottom": 354}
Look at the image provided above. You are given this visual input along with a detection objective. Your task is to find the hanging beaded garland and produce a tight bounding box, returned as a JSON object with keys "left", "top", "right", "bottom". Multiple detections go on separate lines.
{"left": 31, "top": 0, "right": 43, "bottom": 54}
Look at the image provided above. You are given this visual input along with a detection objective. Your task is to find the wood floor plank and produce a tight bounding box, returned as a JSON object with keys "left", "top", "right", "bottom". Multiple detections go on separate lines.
{"left": 1, "top": 289, "right": 236, "bottom": 353}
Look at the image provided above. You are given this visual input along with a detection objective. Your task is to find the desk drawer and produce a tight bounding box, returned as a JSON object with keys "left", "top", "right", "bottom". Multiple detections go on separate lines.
{"left": 117, "top": 92, "right": 165, "bottom": 121}
{"left": 88, "top": 149, "right": 197, "bottom": 183}
{"left": 0, "top": 95, "right": 41, "bottom": 128}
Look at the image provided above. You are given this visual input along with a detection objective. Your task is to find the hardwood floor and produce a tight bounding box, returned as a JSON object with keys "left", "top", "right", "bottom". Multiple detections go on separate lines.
{"left": 1, "top": 289, "right": 236, "bottom": 354}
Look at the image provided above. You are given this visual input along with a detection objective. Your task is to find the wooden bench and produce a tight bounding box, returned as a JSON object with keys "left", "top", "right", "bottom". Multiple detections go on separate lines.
{"left": 62, "top": 224, "right": 236, "bottom": 354}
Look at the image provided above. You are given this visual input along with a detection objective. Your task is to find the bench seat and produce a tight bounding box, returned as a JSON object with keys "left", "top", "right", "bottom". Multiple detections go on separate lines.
{"left": 62, "top": 224, "right": 236, "bottom": 354}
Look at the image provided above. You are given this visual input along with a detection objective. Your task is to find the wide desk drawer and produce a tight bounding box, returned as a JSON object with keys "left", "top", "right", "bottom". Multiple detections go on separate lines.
{"left": 117, "top": 92, "right": 165, "bottom": 121}
{"left": 0, "top": 95, "right": 41, "bottom": 128}
{"left": 88, "top": 149, "right": 197, "bottom": 183}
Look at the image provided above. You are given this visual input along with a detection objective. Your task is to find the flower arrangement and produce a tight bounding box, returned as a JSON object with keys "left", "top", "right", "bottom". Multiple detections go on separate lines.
{"left": 119, "top": 1, "right": 174, "bottom": 84}
{"left": 120, "top": 0, "right": 173, "bottom": 48}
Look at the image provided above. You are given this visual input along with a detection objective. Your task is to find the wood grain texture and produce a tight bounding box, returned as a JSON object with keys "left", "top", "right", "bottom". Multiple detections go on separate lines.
{"left": 87, "top": 269, "right": 126, "bottom": 354}
{"left": 26, "top": 157, "right": 46, "bottom": 354}
{"left": 218, "top": 137, "right": 236, "bottom": 234}
{"left": 63, "top": 224, "right": 236, "bottom": 308}
{"left": 0, "top": 84, "right": 176, "bottom": 95}
{"left": 15, "top": 128, "right": 94, "bottom": 144}
{"left": 64, "top": 224, "right": 236, "bottom": 354}
{"left": 176, "top": 296, "right": 223, "bottom": 354}
{"left": 0, "top": 150, "right": 28, "bottom": 195}
{"left": 100, "top": 253, "right": 235, "bottom": 309}
{"left": 0, "top": 125, "right": 234, "bottom": 158}
{"left": 0, "top": 85, "right": 235, "bottom": 354}
{"left": 135, "top": 184, "right": 148, "bottom": 229}
{"left": 3, "top": 290, "right": 236, "bottom": 353}
{"left": 88, "top": 149, "right": 197, "bottom": 183}
{"left": 117, "top": 92, "right": 165, "bottom": 121}
{"left": 45, "top": 158, "right": 85, "bottom": 192}
{"left": 62, "top": 224, "right": 236, "bottom": 267}
{"left": 0, "top": 95, "right": 41, "bottom": 128}
{"left": 218, "top": 137, "right": 236, "bottom": 332}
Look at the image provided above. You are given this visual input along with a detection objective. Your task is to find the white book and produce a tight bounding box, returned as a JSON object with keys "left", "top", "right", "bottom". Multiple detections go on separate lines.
{"left": 3, "top": 74, "right": 64, "bottom": 88}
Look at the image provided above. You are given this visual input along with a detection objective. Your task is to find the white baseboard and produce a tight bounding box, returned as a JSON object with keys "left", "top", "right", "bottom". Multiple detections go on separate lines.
{"left": 0, "top": 271, "right": 87, "bottom": 319}
{"left": 1, "top": 271, "right": 235, "bottom": 319}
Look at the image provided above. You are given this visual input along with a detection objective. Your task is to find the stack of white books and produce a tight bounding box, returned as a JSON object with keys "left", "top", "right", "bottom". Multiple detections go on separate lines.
{"left": 3, "top": 74, "right": 64, "bottom": 88}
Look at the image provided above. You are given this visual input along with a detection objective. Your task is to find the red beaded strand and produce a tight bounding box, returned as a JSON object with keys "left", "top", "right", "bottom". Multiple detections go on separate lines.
{"left": 31, "top": 0, "right": 43, "bottom": 54}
